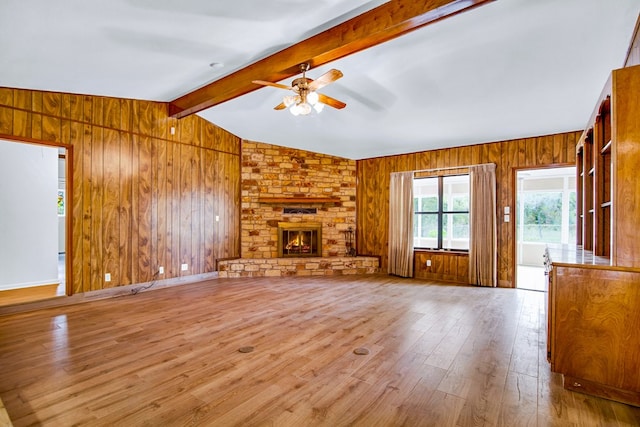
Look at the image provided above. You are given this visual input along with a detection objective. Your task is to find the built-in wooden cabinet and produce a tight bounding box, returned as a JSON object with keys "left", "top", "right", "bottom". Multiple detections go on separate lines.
{"left": 577, "top": 89, "right": 611, "bottom": 257}
{"left": 549, "top": 61, "right": 640, "bottom": 406}
{"left": 594, "top": 96, "right": 612, "bottom": 258}
{"left": 577, "top": 129, "right": 594, "bottom": 251}
{"left": 549, "top": 261, "right": 640, "bottom": 407}
{"left": 611, "top": 65, "right": 640, "bottom": 268}
{"left": 576, "top": 64, "right": 640, "bottom": 265}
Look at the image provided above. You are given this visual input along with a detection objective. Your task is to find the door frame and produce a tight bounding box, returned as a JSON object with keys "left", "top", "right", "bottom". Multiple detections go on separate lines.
{"left": 511, "top": 163, "right": 574, "bottom": 289}
{"left": 0, "top": 134, "right": 73, "bottom": 297}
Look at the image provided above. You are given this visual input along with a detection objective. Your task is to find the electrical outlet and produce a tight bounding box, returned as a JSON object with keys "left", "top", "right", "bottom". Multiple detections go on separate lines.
{"left": 215, "top": 215, "right": 220, "bottom": 222}
{"left": 426, "top": 260, "right": 431, "bottom": 267}
{"left": 105, "top": 273, "right": 111, "bottom": 282}
{"left": 159, "top": 266, "right": 164, "bottom": 274}
{"left": 181, "top": 263, "right": 188, "bottom": 271}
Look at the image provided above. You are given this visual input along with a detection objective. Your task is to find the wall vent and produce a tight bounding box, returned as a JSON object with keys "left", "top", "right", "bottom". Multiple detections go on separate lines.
{"left": 283, "top": 207, "right": 317, "bottom": 214}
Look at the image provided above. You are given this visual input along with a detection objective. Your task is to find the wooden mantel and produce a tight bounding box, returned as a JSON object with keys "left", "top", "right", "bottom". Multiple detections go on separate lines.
{"left": 258, "top": 197, "right": 341, "bottom": 204}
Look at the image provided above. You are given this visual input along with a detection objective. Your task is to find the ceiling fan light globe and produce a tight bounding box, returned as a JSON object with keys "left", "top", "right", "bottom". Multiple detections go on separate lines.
{"left": 298, "top": 103, "right": 312, "bottom": 115}
{"left": 283, "top": 95, "right": 296, "bottom": 108}
{"left": 290, "top": 104, "right": 301, "bottom": 116}
{"left": 307, "top": 91, "right": 319, "bottom": 105}
{"left": 314, "top": 103, "right": 324, "bottom": 113}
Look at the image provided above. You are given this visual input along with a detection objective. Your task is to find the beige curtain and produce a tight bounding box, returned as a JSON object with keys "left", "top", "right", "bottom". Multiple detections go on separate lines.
{"left": 388, "top": 171, "right": 414, "bottom": 277}
{"left": 469, "top": 164, "right": 497, "bottom": 287}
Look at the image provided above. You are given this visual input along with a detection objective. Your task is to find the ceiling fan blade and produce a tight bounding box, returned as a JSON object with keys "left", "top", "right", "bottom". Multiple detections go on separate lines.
{"left": 274, "top": 102, "right": 287, "bottom": 110}
{"left": 252, "top": 80, "right": 292, "bottom": 90}
{"left": 307, "top": 69, "right": 343, "bottom": 91}
{"left": 317, "top": 93, "right": 346, "bottom": 109}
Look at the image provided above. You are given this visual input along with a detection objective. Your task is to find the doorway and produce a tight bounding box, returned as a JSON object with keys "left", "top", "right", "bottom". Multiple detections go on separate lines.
{"left": 0, "top": 139, "right": 69, "bottom": 305}
{"left": 515, "top": 167, "right": 576, "bottom": 291}
{"left": 57, "top": 149, "right": 67, "bottom": 296}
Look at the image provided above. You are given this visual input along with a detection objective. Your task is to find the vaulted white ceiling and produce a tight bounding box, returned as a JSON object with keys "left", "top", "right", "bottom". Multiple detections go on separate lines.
{"left": 1, "top": 0, "right": 638, "bottom": 159}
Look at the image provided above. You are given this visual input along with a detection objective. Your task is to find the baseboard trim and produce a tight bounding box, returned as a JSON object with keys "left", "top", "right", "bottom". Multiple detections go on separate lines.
{"left": 0, "top": 284, "right": 60, "bottom": 306}
{"left": 0, "top": 272, "right": 219, "bottom": 316}
{"left": 563, "top": 375, "right": 640, "bottom": 407}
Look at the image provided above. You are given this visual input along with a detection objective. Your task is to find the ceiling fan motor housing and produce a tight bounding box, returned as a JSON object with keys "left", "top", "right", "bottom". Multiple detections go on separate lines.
{"left": 291, "top": 77, "right": 312, "bottom": 91}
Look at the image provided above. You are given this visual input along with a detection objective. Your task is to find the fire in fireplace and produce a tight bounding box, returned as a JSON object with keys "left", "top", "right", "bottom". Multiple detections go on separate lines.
{"left": 277, "top": 222, "right": 322, "bottom": 257}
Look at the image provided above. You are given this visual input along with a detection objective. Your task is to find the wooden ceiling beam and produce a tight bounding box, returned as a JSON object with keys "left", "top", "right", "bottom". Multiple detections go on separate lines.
{"left": 168, "top": 0, "right": 495, "bottom": 118}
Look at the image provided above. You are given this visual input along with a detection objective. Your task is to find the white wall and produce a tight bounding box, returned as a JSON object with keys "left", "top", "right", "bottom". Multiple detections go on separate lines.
{"left": 520, "top": 242, "right": 546, "bottom": 266}
{"left": 0, "top": 140, "right": 59, "bottom": 290}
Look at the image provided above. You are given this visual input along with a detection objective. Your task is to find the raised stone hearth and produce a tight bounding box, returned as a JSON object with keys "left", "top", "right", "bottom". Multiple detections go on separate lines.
{"left": 217, "top": 256, "right": 379, "bottom": 278}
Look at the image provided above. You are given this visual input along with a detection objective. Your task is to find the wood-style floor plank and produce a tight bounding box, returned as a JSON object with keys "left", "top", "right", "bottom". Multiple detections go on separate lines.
{"left": 1, "top": 274, "right": 639, "bottom": 426}
{"left": 0, "top": 397, "right": 12, "bottom": 427}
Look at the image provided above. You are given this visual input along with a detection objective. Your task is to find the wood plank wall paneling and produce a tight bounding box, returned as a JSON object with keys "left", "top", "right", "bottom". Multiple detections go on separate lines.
{"left": 414, "top": 251, "right": 469, "bottom": 284}
{"left": 0, "top": 86, "right": 241, "bottom": 294}
{"left": 356, "top": 132, "right": 580, "bottom": 287}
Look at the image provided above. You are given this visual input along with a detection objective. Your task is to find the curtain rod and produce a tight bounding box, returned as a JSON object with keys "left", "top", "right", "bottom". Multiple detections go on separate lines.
{"left": 411, "top": 162, "right": 495, "bottom": 175}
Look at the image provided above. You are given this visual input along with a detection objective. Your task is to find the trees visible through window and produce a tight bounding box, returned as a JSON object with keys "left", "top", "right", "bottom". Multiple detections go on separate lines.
{"left": 517, "top": 191, "right": 577, "bottom": 243}
{"left": 413, "top": 174, "right": 469, "bottom": 250}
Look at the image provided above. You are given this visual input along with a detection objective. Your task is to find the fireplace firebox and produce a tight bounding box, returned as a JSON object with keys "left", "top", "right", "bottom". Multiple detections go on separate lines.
{"left": 277, "top": 222, "right": 322, "bottom": 257}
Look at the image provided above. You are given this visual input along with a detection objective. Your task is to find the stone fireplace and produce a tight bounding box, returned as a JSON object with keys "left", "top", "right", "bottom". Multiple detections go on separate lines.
{"left": 278, "top": 222, "right": 322, "bottom": 257}
{"left": 217, "top": 140, "right": 379, "bottom": 278}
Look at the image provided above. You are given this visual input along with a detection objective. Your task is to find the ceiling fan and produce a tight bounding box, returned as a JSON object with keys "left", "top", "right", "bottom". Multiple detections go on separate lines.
{"left": 252, "top": 63, "right": 346, "bottom": 116}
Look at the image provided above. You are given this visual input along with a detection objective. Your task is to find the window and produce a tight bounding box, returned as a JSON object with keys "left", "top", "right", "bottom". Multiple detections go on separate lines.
{"left": 413, "top": 174, "right": 469, "bottom": 250}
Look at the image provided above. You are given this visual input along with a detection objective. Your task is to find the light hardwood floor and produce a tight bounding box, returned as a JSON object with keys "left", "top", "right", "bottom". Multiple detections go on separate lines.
{"left": 0, "top": 274, "right": 639, "bottom": 426}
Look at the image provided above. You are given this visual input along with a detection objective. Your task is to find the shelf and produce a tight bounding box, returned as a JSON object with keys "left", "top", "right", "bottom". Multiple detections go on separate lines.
{"left": 258, "top": 196, "right": 341, "bottom": 204}
{"left": 574, "top": 52, "right": 639, "bottom": 269}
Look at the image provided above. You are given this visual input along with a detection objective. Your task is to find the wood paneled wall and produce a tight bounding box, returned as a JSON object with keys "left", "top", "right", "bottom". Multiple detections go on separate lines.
{"left": 356, "top": 132, "right": 579, "bottom": 287}
{"left": 414, "top": 251, "right": 469, "bottom": 284}
{"left": 0, "top": 87, "right": 241, "bottom": 294}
